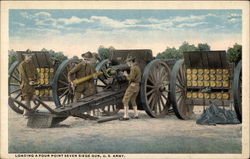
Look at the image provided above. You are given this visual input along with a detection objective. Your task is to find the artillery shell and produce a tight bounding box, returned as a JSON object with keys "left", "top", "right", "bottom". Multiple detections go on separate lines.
{"left": 222, "top": 93, "right": 229, "bottom": 99}
{"left": 223, "top": 69, "right": 229, "bottom": 74}
{"left": 192, "top": 75, "right": 198, "bottom": 80}
{"left": 210, "top": 75, "right": 216, "bottom": 81}
{"left": 216, "top": 93, "right": 222, "bottom": 99}
{"left": 223, "top": 81, "right": 229, "bottom": 87}
{"left": 187, "top": 75, "right": 192, "bottom": 80}
{"left": 40, "top": 79, "right": 44, "bottom": 84}
{"left": 187, "top": 92, "right": 192, "bottom": 98}
{"left": 216, "top": 69, "right": 222, "bottom": 74}
{"left": 204, "top": 93, "right": 210, "bottom": 99}
{"left": 223, "top": 75, "right": 229, "bottom": 81}
{"left": 192, "top": 81, "right": 198, "bottom": 87}
{"left": 198, "top": 69, "right": 203, "bottom": 74}
{"left": 40, "top": 73, "right": 45, "bottom": 79}
{"left": 186, "top": 69, "right": 192, "bottom": 74}
{"left": 44, "top": 73, "right": 49, "bottom": 78}
{"left": 217, "top": 75, "right": 223, "bottom": 81}
{"left": 45, "top": 89, "right": 49, "bottom": 96}
{"left": 210, "top": 81, "right": 216, "bottom": 87}
{"left": 45, "top": 79, "right": 49, "bottom": 85}
{"left": 39, "top": 90, "right": 44, "bottom": 96}
{"left": 192, "top": 92, "right": 198, "bottom": 98}
{"left": 45, "top": 68, "right": 49, "bottom": 73}
{"left": 50, "top": 68, "right": 54, "bottom": 72}
{"left": 204, "top": 75, "right": 210, "bottom": 81}
{"left": 198, "top": 75, "right": 204, "bottom": 80}
{"left": 210, "top": 93, "right": 216, "bottom": 99}
{"left": 198, "top": 92, "right": 204, "bottom": 98}
{"left": 210, "top": 69, "right": 216, "bottom": 74}
{"left": 198, "top": 81, "right": 203, "bottom": 87}
{"left": 35, "top": 90, "right": 40, "bottom": 96}
{"left": 187, "top": 81, "right": 192, "bottom": 86}
{"left": 204, "top": 81, "right": 210, "bottom": 87}
{"left": 49, "top": 90, "right": 53, "bottom": 96}
{"left": 216, "top": 81, "right": 222, "bottom": 87}
{"left": 37, "top": 68, "right": 40, "bottom": 73}
{"left": 204, "top": 69, "right": 210, "bottom": 74}
{"left": 40, "top": 68, "right": 45, "bottom": 73}
{"left": 192, "top": 69, "right": 198, "bottom": 74}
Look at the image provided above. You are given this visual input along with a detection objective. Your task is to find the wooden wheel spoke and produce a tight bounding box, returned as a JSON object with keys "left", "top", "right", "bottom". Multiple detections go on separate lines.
{"left": 15, "top": 92, "right": 22, "bottom": 99}
{"left": 59, "top": 89, "right": 69, "bottom": 99}
{"left": 11, "top": 74, "right": 21, "bottom": 83}
{"left": 146, "top": 88, "right": 155, "bottom": 96}
{"left": 58, "top": 86, "right": 68, "bottom": 91}
{"left": 10, "top": 88, "right": 21, "bottom": 94}
{"left": 59, "top": 80, "right": 69, "bottom": 86}
{"left": 10, "top": 83, "right": 20, "bottom": 86}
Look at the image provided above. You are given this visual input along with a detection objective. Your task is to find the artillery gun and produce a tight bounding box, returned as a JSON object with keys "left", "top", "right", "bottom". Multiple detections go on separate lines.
{"left": 9, "top": 49, "right": 173, "bottom": 128}
{"left": 170, "top": 51, "right": 242, "bottom": 122}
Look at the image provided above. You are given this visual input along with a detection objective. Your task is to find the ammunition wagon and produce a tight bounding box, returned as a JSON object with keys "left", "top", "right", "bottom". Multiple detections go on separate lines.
{"left": 170, "top": 51, "right": 242, "bottom": 122}
{"left": 8, "top": 51, "right": 60, "bottom": 114}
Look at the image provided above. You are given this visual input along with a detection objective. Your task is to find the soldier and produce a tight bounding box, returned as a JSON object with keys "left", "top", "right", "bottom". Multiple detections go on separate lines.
{"left": 68, "top": 51, "right": 98, "bottom": 102}
{"left": 19, "top": 53, "right": 38, "bottom": 116}
{"left": 120, "top": 56, "right": 141, "bottom": 120}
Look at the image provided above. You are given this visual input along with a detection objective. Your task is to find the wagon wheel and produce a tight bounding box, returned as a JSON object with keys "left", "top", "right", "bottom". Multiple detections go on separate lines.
{"left": 8, "top": 61, "right": 41, "bottom": 114}
{"left": 140, "top": 59, "right": 171, "bottom": 118}
{"left": 170, "top": 59, "right": 193, "bottom": 120}
{"left": 95, "top": 59, "right": 120, "bottom": 116}
{"left": 233, "top": 60, "right": 242, "bottom": 122}
{"left": 52, "top": 59, "right": 80, "bottom": 107}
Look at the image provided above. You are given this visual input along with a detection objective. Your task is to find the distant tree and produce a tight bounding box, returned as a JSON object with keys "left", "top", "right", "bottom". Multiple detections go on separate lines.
{"left": 227, "top": 43, "right": 242, "bottom": 64}
{"left": 156, "top": 47, "right": 182, "bottom": 59}
{"left": 8, "top": 49, "right": 17, "bottom": 67}
{"left": 98, "top": 45, "right": 115, "bottom": 60}
{"left": 43, "top": 49, "right": 68, "bottom": 63}
{"left": 72, "top": 56, "right": 79, "bottom": 60}
{"left": 197, "top": 43, "right": 211, "bottom": 51}
{"left": 179, "top": 41, "right": 198, "bottom": 54}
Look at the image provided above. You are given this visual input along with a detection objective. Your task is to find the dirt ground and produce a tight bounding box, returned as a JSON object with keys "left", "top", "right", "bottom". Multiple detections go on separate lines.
{"left": 8, "top": 105, "right": 242, "bottom": 154}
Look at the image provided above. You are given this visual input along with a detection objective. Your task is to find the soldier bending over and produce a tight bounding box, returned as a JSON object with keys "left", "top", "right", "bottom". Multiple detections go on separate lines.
{"left": 68, "top": 51, "right": 98, "bottom": 102}
{"left": 120, "top": 57, "right": 141, "bottom": 120}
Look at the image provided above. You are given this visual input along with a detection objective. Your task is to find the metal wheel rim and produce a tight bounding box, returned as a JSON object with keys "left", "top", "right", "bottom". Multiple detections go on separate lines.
{"left": 52, "top": 59, "right": 80, "bottom": 107}
{"left": 140, "top": 59, "right": 171, "bottom": 118}
{"left": 170, "top": 59, "right": 192, "bottom": 120}
{"left": 233, "top": 60, "right": 242, "bottom": 122}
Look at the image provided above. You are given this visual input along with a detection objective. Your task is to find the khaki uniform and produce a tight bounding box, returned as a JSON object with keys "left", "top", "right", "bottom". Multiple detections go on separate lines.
{"left": 122, "top": 65, "right": 141, "bottom": 107}
{"left": 68, "top": 61, "right": 97, "bottom": 101}
{"left": 19, "top": 61, "right": 38, "bottom": 101}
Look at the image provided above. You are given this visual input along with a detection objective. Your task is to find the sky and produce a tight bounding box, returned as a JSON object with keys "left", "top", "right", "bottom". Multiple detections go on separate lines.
{"left": 9, "top": 9, "right": 242, "bottom": 57}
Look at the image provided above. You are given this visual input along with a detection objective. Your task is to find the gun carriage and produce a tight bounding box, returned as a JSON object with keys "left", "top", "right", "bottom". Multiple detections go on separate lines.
{"left": 170, "top": 51, "right": 242, "bottom": 122}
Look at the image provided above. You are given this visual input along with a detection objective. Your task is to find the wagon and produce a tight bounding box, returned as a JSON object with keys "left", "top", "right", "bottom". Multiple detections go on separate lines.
{"left": 170, "top": 51, "right": 242, "bottom": 122}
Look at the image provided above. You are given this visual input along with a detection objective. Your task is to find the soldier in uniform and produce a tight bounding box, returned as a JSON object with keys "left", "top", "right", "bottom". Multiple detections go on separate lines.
{"left": 120, "top": 56, "right": 141, "bottom": 120}
{"left": 19, "top": 53, "right": 38, "bottom": 116}
{"left": 68, "top": 51, "right": 98, "bottom": 102}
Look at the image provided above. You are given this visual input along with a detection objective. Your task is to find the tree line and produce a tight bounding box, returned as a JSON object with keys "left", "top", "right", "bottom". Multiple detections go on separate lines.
{"left": 8, "top": 42, "right": 241, "bottom": 67}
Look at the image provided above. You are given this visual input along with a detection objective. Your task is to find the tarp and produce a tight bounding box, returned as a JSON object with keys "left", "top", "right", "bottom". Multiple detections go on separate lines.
{"left": 196, "top": 104, "right": 240, "bottom": 125}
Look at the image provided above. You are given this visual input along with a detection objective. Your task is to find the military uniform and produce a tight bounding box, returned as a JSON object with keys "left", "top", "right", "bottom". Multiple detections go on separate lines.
{"left": 121, "top": 58, "right": 141, "bottom": 120}
{"left": 122, "top": 65, "right": 141, "bottom": 107}
{"left": 19, "top": 60, "right": 38, "bottom": 101}
{"left": 68, "top": 60, "right": 97, "bottom": 101}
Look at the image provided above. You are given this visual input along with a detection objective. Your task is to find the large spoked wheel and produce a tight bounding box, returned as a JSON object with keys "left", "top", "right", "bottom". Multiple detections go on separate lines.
{"left": 8, "top": 61, "right": 23, "bottom": 114}
{"left": 170, "top": 59, "right": 193, "bottom": 120}
{"left": 52, "top": 59, "right": 80, "bottom": 107}
{"left": 140, "top": 59, "right": 171, "bottom": 118}
{"left": 8, "top": 61, "right": 41, "bottom": 114}
{"left": 95, "top": 59, "right": 120, "bottom": 116}
{"left": 233, "top": 60, "right": 242, "bottom": 122}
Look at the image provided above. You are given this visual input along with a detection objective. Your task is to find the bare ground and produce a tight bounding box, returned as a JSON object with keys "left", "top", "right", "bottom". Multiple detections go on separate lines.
{"left": 8, "top": 106, "right": 241, "bottom": 153}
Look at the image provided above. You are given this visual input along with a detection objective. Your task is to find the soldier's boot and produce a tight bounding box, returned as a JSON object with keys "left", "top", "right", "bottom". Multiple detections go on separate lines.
{"left": 132, "top": 105, "right": 139, "bottom": 119}
{"left": 120, "top": 105, "right": 129, "bottom": 120}
{"left": 23, "top": 100, "right": 31, "bottom": 116}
